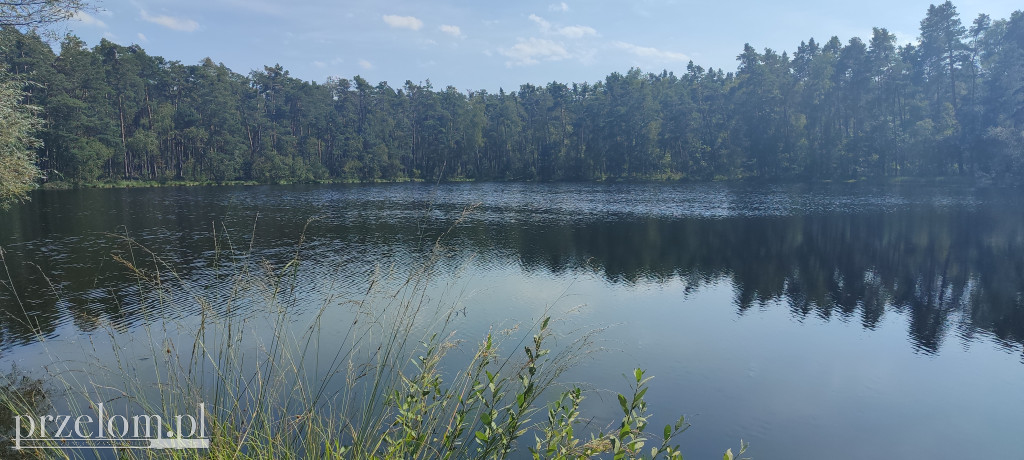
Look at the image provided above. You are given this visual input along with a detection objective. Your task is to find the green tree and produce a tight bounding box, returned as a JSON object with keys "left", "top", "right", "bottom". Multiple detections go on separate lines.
{"left": 1, "top": 1, "right": 91, "bottom": 202}
{"left": 980, "top": 11, "right": 1024, "bottom": 178}
{"left": 919, "top": 1, "right": 967, "bottom": 111}
{"left": 0, "top": 0, "right": 86, "bottom": 28}
{"left": 0, "top": 73, "right": 42, "bottom": 208}
{"left": 3, "top": 1, "right": 1024, "bottom": 187}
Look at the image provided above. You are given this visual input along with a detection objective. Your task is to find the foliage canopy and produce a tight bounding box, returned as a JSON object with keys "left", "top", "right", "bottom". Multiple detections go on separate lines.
{"left": 1, "top": 1, "right": 1023, "bottom": 188}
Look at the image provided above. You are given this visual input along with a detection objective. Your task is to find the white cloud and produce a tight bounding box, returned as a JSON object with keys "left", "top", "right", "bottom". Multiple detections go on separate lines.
{"left": 614, "top": 41, "right": 689, "bottom": 62}
{"left": 314, "top": 57, "right": 343, "bottom": 69}
{"left": 501, "top": 38, "right": 570, "bottom": 66}
{"left": 557, "top": 25, "right": 596, "bottom": 38}
{"left": 359, "top": 59, "right": 373, "bottom": 69}
{"left": 140, "top": 10, "right": 199, "bottom": 32}
{"left": 72, "top": 11, "right": 106, "bottom": 28}
{"left": 549, "top": 2, "right": 569, "bottom": 12}
{"left": 528, "top": 14, "right": 551, "bottom": 32}
{"left": 440, "top": 24, "right": 462, "bottom": 37}
{"left": 382, "top": 15, "right": 423, "bottom": 31}
{"left": 529, "top": 14, "right": 595, "bottom": 39}
{"left": 137, "top": 33, "right": 147, "bottom": 42}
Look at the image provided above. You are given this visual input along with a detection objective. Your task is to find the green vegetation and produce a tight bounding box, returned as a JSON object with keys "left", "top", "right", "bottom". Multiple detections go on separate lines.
{"left": 0, "top": 224, "right": 749, "bottom": 458}
{"left": 0, "top": 0, "right": 88, "bottom": 29}
{"left": 1, "top": 1, "right": 1022, "bottom": 188}
{"left": 0, "top": 74, "right": 42, "bottom": 208}
{"left": 0, "top": 0, "right": 89, "bottom": 207}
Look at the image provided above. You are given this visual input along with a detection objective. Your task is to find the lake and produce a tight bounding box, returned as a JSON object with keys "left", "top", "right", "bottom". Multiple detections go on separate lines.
{"left": 1, "top": 182, "right": 1022, "bottom": 459}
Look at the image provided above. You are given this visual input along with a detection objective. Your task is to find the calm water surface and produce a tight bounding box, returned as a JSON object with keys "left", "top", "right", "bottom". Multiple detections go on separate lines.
{"left": 1, "top": 182, "right": 1022, "bottom": 459}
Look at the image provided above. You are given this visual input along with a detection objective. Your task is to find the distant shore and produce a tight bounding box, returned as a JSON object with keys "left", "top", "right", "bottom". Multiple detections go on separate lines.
{"left": 35, "top": 174, "right": 1000, "bottom": 192}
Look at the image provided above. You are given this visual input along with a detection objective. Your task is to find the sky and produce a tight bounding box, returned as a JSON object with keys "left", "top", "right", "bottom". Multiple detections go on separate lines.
{"left": 61, "top": 0, "right": 1021, "bottom": 92}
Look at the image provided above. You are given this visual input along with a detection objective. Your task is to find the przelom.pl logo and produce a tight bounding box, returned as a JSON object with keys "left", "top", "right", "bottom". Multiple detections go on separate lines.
{"left": 12, "top": 403, "right": 209, "bottom": 450}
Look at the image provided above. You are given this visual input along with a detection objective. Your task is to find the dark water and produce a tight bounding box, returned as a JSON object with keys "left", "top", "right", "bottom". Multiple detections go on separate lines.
{"left": 1, "top": 182, "right": 1023, "bottom": 459}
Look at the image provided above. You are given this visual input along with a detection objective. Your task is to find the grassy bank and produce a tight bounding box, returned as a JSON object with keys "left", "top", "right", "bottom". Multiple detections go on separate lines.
{"left": 0, "top": 219, "right": 748, "bottom": 459}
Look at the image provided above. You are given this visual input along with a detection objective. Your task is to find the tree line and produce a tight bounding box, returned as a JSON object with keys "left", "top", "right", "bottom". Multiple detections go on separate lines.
{"left": 1, "top": 1, "right": 1023, "bottom": 186}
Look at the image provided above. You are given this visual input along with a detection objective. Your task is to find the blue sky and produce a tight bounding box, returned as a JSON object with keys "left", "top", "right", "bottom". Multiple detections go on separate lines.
{"left": 65, "top": 0, "right": 1020, "bottom": 92}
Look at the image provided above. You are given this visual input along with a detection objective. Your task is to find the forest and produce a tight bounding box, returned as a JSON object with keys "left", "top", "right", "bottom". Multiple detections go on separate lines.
{"left": 1, "top": 1, "right": 1023, "bottom": 186}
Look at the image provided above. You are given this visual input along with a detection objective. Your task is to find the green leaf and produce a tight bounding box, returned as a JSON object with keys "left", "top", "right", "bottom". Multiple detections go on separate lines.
{"left": 664, "top": 424, "right": 671, "bottom": 440}
{"left": 634, "top": 368, "right": 643, "bottom": 382}
{"left": 724, "top": 448, "right": 734, "bottom": 460}
{"left": 475, "top": 431, "right": 487, "bottom": 441}
{"left": 617, "top": 394, "right": 628, "bottom": 412}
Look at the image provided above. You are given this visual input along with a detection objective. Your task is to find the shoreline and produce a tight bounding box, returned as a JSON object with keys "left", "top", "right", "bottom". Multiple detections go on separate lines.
{"left": 35, "top": 174, "right": 999, "bottom": 191}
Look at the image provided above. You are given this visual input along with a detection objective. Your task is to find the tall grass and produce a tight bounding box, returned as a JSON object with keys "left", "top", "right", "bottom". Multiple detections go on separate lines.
{"left": 0, "top": 213, "right": 749, "bottom": 459}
